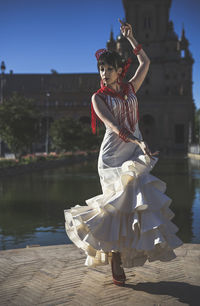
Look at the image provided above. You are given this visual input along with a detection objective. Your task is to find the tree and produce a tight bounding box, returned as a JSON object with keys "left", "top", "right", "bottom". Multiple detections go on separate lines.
{"left": 50, "top": 117, "right": 104, "bottom": 152}
{"left": 0, "top": 93, "right": 41, "bottom": 158}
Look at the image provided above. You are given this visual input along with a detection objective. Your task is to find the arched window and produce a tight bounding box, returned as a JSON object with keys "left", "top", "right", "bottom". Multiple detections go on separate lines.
{"left": 166, "top": 87, "right": 170, "bottom": 95}
{"left": 181, "top": 50, "right": 185, "bottom": 58}
{"left": 180, "top": 84, "right": 184, "bottom": 95}
{"left": 139, "top": 114, "right": 156, "bottom": 151}
{"left": 144, "top": 16, "right": 151, "bottom": 29}
{"left": 175, "top": 124, "right": 184, "bottom": 144}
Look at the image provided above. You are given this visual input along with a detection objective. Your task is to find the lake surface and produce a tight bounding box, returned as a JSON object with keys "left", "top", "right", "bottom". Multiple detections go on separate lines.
{"left": 0, "top": 156, "right": 200, "bottom": 250}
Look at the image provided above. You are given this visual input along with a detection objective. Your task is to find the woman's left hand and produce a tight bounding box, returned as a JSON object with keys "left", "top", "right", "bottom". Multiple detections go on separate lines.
{"left": 138, "top": 140, "right": 160, "bottom": 161}
{"left": 118, "top": 18, "right": 133, "bottom": 39}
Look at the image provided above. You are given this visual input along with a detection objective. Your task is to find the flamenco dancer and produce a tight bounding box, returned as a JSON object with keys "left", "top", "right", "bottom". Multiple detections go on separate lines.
{"left": 64, "top": 19, "right": 183, "bottom": 286}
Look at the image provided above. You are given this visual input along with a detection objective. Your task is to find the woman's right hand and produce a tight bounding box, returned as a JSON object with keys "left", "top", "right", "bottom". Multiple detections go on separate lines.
{"left": 118, "top": 18, "right": 134, "bottom": 40}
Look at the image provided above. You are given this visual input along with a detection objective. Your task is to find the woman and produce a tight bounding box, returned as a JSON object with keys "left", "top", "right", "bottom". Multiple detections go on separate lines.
{"left": 64, "top": 19, "right": 183, "bottom": 286}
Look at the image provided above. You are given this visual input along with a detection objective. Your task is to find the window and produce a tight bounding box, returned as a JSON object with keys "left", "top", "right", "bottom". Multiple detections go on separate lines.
{"left": 65, "top": 101, "right": 73, "bottom": 106}
{"left": 175, "top": 124, "right": 184, "bottom": 144}
{"left": 144, "top": 16, "right": 151, "bottom": 29}
{"left": 166, "top": 87, "right": 170, "bottom": 95}
{"left": 181, "top": 50, "right": 185, "bottom": 58}
{"left": 180, "top": 84, "right": 184, "bottom": 95}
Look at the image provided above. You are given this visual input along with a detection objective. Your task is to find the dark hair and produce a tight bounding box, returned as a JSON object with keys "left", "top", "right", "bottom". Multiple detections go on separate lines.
{"left": 97, "top": 51, "right": 125, "bottom": 72}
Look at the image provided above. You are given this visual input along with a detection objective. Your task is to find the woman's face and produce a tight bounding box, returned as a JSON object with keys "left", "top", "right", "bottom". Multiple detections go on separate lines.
{"left": 99, "top": 63, "right": 122, "bottom": 86}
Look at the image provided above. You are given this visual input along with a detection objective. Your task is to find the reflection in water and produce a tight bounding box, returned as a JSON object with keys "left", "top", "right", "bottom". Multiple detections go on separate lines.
{"left": 152, "top": 157, "right": 194, "bottom": 243}
{"left": 188, "top": 157, "right": 200, "bottom": 243}
{"left": 0, "top": 156, "right": 199, "bottom": 250}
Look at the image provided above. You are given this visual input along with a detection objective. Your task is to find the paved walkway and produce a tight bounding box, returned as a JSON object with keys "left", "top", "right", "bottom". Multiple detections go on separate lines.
{"left": 0, "top": 243, "right": 200, "bottom": 305}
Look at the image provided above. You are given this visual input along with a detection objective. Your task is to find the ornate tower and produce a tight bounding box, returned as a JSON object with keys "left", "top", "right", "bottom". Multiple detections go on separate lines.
{"left": 107, "top": 28, "right": 117, "bottom": 51}
{"left": 106, "top": 0, "right": 195, "bottom": 154}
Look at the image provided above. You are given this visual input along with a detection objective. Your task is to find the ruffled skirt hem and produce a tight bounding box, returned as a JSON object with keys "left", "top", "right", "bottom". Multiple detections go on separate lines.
{"left": 64, "top": 154, "right": 183, "bottom": 268}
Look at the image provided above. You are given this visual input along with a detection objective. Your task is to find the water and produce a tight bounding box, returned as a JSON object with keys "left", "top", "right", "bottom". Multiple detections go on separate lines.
{"left": 0, "top": 156, "right": 199, "bottom": 250}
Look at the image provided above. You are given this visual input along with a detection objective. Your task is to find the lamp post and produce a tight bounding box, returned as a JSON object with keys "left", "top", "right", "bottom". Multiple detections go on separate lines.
{"left": 45, "top": 92, "right": 50, "bottom": 154}
{"left": 0, "top": 61, "right": 6, "bottom": 157}
{"left": 1, "top": 61, "right": 6, "bottom": 104}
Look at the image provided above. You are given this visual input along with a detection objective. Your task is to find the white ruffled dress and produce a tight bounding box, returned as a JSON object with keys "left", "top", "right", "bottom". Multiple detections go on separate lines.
{"left": 64, "top": 83, "right": 183, "bottom": 268}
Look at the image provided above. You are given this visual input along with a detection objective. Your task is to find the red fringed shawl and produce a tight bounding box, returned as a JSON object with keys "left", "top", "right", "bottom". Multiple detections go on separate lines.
{"left": 91, "top": 81, "right": 139, "bottom": 135}
{"left": 91, "top": 57, "right": 139, "bottom": 135}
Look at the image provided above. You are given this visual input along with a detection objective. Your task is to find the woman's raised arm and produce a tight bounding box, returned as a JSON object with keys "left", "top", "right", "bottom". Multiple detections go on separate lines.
{"left": 119, "top": 19, "right": 150, "bottom": 93}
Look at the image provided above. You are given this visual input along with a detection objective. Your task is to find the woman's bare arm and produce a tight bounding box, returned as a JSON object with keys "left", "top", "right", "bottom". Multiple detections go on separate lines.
{"left": 119, "top": 19, "right": 150, "bottom": 93}
{"left": 127, "top": 36, "right": 150, "bottom": 93}
{"left": 92, "top": 93, "right": 159, "bottom": 158}
{"left": 92, "top": 93, "right": 141, "bottom": 144}
{"left": 92, "top": 93, "right": 121, "bottom": 135}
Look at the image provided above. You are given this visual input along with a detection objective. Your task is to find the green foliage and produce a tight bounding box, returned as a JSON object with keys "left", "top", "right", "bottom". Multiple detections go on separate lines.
{"left": 50, "top": 117, "right": 105, "bottom": 152}
{"left": 0, "top": 159, "right": 19, "bottom": 168}
{"left": 20, "top": 154, "right": 46, "bottom": 163}
{"left": 0, "top": 93, "right": 41, "bottom": 158}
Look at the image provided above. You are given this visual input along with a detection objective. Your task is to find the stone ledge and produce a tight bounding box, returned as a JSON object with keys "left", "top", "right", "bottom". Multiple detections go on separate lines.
{"left": 0, "top": 152, "right": 98, "bottom": 178}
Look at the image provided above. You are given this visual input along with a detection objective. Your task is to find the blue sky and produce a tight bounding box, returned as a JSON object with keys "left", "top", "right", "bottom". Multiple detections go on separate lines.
{"left": 0, "top": 0, "right": 200, "bottom": 108}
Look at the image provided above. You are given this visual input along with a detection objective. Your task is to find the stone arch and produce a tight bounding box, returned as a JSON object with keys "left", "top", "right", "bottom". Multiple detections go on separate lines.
{"left": 139, "top": 114, "right": 157, "bottom": 151}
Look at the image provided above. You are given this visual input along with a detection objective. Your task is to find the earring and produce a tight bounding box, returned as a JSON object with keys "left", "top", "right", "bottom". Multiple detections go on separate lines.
{"left": 100, "top": 79, "right": 106, "bottom": 88}
{"left": 117, "top": 74, "right": 122, "bottom": 85}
